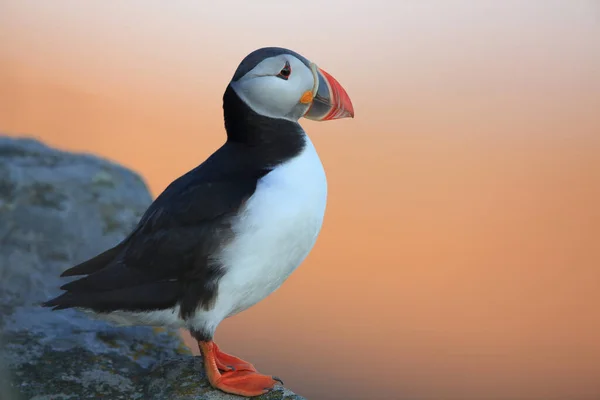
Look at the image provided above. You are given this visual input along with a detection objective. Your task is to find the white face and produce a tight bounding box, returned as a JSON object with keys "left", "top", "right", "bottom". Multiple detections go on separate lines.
{"left": 230, "top": 54, "right": 316, "bottom": 121}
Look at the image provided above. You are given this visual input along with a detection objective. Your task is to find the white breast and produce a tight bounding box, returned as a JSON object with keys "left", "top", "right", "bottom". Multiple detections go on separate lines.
{"left": 192, "top": 134, "right": 327, "bottom": 332}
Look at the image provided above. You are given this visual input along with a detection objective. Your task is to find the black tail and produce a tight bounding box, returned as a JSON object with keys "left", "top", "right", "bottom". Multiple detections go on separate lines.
{"left": 42, "top": 242, "right": 122, "bottom": 311}
{"left": 41, "top": 292, "right": 77, "bottom": 310}
{"left": 42, "top": 239, "right": 183, "bottom": 313}
{"left": 41, "top": 281, "right": 182, "bottom": 313}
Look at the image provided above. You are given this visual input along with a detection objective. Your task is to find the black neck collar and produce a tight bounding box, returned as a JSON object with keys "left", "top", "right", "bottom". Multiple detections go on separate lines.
{"left": 222, "top": 84, "right": 306, "bottom": 166}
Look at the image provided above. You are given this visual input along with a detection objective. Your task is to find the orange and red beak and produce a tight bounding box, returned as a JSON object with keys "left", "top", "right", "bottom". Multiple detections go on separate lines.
{"left": 303, "top": 65, "right": 354, "bottom": 121}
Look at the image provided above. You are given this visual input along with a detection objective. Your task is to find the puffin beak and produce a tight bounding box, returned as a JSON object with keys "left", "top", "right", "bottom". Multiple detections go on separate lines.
{"left": 303, "top": 64, "right": 354, "bottom": 121}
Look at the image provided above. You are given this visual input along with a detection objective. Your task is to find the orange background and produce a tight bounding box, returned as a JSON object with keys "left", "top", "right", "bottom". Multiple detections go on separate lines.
{"left": 1, "top": 1, "right": 600, "bottom": 399}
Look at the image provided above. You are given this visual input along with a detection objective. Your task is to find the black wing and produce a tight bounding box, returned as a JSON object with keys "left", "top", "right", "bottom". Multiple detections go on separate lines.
{"left": 42, "top": 143, "right": 269, "bottom": 318}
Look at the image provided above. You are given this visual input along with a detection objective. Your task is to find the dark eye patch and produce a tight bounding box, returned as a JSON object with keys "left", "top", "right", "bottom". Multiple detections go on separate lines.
{"left": 277, "top": 61, "right": 291, "bottom": 80}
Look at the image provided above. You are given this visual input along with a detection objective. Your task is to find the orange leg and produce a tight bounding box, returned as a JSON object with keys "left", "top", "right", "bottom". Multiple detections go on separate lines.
{"left": 199, "top": 341, "right": 282, "bottom": 397}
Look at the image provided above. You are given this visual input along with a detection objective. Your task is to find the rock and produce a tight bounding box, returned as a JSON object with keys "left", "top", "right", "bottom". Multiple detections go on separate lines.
{"left": 0, "top": 136, "right": 305, "bottom": 400}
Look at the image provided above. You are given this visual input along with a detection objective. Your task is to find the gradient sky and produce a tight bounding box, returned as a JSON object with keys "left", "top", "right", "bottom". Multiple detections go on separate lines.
{"left": 1, "top": 1, "right": 600, "bottom": 399}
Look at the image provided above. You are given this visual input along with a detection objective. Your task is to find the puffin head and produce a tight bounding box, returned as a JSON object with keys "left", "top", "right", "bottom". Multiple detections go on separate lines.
{"left": 228, "top": 47, "right": 354, "bottom": 123}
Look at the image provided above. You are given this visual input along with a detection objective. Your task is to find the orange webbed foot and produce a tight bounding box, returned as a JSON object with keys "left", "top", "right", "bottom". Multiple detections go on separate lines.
{"left": 214, "top": 370, "right": 282, "bottom": 397}
{"left": 199, "top": 341, "right": 282, "bottom": 397}
{"left": 212, "top": 341, "right": 257, "bottom": 372}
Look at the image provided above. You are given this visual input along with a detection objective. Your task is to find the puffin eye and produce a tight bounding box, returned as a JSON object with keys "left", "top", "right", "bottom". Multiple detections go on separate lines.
{"left": 277, "top": 61, "right": 291, "bottom": 80}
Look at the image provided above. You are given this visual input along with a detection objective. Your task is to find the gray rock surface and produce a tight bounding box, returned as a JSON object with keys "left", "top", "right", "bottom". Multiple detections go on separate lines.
{"left": 0, "top": 136, "right": 304, "bottom": 400}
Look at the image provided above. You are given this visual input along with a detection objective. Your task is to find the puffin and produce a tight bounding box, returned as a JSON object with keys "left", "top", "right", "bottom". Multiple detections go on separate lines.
{"left": 42, "top": 46, "right": 354, "bottom": 397}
